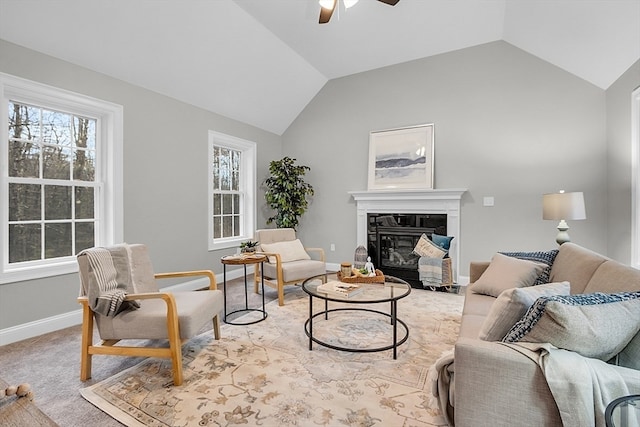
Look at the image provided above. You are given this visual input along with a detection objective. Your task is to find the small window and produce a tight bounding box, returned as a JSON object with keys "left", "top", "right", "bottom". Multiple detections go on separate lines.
{"left": 208, "top": 131, "right": 256, "bottom": 250}
{"left": 1, "top": 73, "right": 123, "bottom": 283}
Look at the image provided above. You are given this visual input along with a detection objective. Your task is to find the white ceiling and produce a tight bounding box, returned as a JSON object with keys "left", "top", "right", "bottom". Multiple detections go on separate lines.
{"left": 1, "top": 0, "right": 639, "bottom": 135}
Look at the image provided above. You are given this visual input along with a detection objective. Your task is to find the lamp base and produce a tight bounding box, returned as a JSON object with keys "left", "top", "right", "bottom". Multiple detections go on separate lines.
{"left": 555, "top": 220, "right": 571, "bottom": 245}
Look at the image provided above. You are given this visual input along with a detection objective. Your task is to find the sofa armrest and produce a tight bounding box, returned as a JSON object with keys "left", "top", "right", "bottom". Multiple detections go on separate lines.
{"left": 454, "top": 337, "right": 561, "bottom": 427}
{"left": 469, "top": 262, "right": 490, "bottom": 283}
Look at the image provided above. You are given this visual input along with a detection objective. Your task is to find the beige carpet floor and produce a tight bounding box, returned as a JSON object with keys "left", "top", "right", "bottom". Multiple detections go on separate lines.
{"left": 0, "top": 277, "right": 464, "bottom": 426}
{"left": 79, "top": 284, "right": 464, "bottom": 426}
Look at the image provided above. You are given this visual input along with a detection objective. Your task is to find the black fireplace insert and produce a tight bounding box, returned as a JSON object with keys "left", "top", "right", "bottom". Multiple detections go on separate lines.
{"left": 367, "top": 213, "right": 447, "bottom": 288}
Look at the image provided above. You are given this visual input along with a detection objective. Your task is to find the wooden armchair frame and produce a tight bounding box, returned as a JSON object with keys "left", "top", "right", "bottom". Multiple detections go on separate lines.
{"left": 77, "top": 270, "right": 220, "bottom": 386}
{"left": 253, "top": 247, "right": 326, "bottom": 306}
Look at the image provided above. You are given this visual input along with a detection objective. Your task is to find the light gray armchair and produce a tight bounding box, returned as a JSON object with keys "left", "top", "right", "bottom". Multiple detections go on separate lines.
{"left": 253, "top": 228, "right": 326, "bottom": 306}
{"left": 77, "top": 243, "right": 223, "bottom": 386}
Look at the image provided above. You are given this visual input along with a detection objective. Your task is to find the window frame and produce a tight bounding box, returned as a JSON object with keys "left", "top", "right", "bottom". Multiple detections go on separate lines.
{"left": 208, "top": 130, "right": 256, "bottom": 251}
{"left": 632, "top": 86, "right": 640, "bottom": 268}
{"left": 0, "top": 73, "right": 123, "bottom": 284}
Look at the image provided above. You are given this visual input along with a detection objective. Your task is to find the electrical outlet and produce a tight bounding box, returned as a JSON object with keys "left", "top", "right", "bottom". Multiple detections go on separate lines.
{"left": 483, "top": 196, "right": 495, "bottom": 207}
{"left": 330, "top": 243, "right": 335, "bottom": 251}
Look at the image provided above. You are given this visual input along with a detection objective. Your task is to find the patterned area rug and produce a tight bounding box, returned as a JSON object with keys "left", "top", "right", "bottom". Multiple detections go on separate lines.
{"left": 80, "top": 286, "right": 464, "bottom": 427}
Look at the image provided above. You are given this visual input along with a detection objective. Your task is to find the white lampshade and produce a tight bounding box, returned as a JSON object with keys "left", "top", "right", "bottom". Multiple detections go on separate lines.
{"left": 319, "top": 0, "right": 358, "bottom": 10}
{"left": 542, "top": 191, "right": 586, "bottom": 220}
{"left": 319, "top": 0, "right": 335, "bottom": 9}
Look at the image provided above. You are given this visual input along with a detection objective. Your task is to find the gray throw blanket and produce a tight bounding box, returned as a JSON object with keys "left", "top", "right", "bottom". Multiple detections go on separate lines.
{"left": 502, "top": 342, "right": 640, "bottom": 427}
{"left": 80, "top": 245, "right": 139, "bottom": 317}
{"left": 419, "top": 257, "right": 453, "bottom": 288}
{"left": 430, "top": 350, "right": 455, "bottom": 426}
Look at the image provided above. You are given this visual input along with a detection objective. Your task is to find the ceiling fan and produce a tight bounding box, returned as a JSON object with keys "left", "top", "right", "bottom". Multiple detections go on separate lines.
{"left": 319, "top": 0, "right": 400, "bottom": 24}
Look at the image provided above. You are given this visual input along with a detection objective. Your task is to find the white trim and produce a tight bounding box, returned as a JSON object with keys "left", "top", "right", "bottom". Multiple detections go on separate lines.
{"left": 208, "top": 131, "right": 257, "bottom": 251}
{"left": 0, "top": 73, "right": 123, "bottom": 283}
{"left": 632, "top": 87, "right": 640, "bottom": 268}
{"left": 0, "top": 269, "right": 246, "bottom": 345}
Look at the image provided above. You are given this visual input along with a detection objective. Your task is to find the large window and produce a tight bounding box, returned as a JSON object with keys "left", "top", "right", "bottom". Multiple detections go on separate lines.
{"left": 1, "top": 74, "right": 123, "bottom": 283}
{"left": 208, "top": 131, "right": 256, "bottom": 251}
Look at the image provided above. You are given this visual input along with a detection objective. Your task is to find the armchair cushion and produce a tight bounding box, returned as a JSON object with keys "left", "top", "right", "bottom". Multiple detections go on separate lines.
{"left": 261, "top": 239, "right": 311, "bottom": 263}
{"left": 96, "top": 291, "right": 224, "bottom": 340}
{"left": 262, "top": 259, "right": 326, "bottom": 282}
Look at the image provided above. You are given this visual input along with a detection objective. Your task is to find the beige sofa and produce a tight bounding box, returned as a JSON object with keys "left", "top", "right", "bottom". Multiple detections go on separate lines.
{"left": 449, "top": 243, "right": 640, "bottom": 426}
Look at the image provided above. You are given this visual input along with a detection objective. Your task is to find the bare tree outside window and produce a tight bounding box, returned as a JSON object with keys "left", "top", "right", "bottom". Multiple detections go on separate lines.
{"left": 7, "top": 101, "right": 96, "bottom": 264}
{"left": 212, "top": 146, "right": 242, "bottom": 239}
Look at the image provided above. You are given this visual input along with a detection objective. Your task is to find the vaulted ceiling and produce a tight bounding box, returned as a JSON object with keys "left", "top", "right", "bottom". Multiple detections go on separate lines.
{"left": 1, "top": 0, "right": 638, "bottom": 135}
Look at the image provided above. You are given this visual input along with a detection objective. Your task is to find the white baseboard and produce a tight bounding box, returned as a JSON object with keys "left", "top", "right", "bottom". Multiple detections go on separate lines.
{"left": 0, "top": 269, "right": 247, "bottom": 346}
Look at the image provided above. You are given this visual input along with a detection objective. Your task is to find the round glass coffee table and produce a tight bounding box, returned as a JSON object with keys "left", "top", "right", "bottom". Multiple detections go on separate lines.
{"left": 302, "top": 274, "right": 411, "bottom": 359}
{"left": 606, "top": 395, "right": 640, "bottom": 427}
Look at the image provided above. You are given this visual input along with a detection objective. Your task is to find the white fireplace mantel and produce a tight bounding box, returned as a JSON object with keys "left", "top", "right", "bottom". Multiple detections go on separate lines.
{"left": 349, "top": 188, "right": 467, "bottom": 283}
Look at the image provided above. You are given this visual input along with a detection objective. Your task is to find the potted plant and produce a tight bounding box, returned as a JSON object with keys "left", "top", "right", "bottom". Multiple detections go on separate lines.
{"left": 264, "top": 157, "right": 314, "bottom": 230}
{"left": 240, "top": 240, "right": 260, "bottom": 253}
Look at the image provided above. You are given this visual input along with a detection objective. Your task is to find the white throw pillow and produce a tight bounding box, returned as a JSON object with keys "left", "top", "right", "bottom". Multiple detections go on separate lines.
{"left": 413, "top": 234, "right": 446, "bottom": 259}
{"left": 479, "top": 281, "right": 570, "bottom": 341}
{"left": 260, "top": 239, "right": 311, "bottom": 263}
{"left": 470, "top": 253, "right": 547, "bottom": 298}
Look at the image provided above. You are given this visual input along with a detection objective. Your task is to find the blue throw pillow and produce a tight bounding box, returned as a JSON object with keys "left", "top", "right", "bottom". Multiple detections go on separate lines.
{"left": 500, "top": 249, "right": 558, "bottom": 285}
{"left": 431, "top": 234, "right": 454, "bottom": 251}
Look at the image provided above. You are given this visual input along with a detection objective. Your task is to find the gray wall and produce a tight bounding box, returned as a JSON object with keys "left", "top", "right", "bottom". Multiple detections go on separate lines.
{"left": 0, "top": 39, "right": 282, "bottom": 329}
{"left": 1, "top": 37, "right": 635, "bottom": 333}
{"left": 606, "top": 60, "right": 640, "bottom": 264}
{"left": 283, "top": 41, "right": 608, "bottom": 273}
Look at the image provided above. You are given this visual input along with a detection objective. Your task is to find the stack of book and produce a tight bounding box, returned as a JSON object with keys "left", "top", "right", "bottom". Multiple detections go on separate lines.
{"left": 316, "top": 281, "right": 363, "bottom": 298}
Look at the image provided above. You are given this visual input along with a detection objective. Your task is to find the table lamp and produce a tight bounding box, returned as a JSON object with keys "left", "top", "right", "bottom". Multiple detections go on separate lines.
{"left": 542, "top": 191, "right": 586, "bottom": 245}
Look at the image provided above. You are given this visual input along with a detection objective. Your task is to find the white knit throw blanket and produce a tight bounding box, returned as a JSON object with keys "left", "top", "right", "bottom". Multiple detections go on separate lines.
{"left": 80, "top": 246, "right": 139, "bottom": 317}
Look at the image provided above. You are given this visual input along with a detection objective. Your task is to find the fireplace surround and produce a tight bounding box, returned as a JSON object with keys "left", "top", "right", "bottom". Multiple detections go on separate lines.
{"left": 349, "top": 189, "right": 466, "bottom": 286}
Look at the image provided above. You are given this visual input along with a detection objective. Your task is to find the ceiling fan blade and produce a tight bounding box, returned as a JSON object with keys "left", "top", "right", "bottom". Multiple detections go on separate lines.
{"left": 377, "top": 0, "right": 400, "bottom": 5}
{"left": 319, "top": 0, "right": 337, "bottom": 24}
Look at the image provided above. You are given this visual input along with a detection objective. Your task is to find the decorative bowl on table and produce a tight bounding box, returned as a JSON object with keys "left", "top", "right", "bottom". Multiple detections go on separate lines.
{"left": 337, "top": 269, "right": 385, "bottom": 284}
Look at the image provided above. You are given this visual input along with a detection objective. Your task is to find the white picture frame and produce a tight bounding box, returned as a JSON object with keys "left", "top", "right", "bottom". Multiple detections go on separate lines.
{"left": 367, "top": 124, "right": 434, "bottom": 190}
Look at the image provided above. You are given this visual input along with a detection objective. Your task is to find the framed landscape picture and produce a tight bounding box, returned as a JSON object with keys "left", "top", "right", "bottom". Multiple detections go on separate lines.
{"left": 367, "top": 124, "right": 434, "bottom": 190}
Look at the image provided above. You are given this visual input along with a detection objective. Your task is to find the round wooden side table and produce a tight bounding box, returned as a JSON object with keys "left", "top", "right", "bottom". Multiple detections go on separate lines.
{"left": 221, "top": 254, "right": 268, "bottom": 325}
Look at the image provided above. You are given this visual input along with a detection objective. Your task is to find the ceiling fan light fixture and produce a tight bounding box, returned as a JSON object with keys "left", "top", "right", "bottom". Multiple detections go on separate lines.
{"left": 344, "top": 0, "right": 359, "bottom": 8}
{"left": 319, "top": 0, "right": 335, "bottom": 10}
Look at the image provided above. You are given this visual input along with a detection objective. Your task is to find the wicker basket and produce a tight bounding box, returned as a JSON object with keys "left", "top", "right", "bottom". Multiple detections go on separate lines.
{"left": 337, "top": 269, "right": 385, "bottom": 284}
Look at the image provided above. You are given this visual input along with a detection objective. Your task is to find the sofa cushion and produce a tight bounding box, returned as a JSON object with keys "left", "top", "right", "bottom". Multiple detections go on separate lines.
{"left": 583, "top": 259, "right": 640, "bottom": 294}
{"left": 549, "top": 243, "right": 607, "bottom": 294}
{"left": 413, "top": 233, "right": 446, "bottom": 258}
{"left": 617, "top": 330, "right": 640, "bottom": 370}
{"left": 462, "top": 291, "right": 496, "bottom": 316}
{"left": 503, "top": 292, "right": 640, "bottom": 361}
{"left": 500, "top": 249, "right": 559, "bottom": 286}
{"left": 260, "top": 239, "right": 310, "bottom": 263}
{"left": 459, "top": 313, "right": 487, "bottom": 339}
{"left": 479, "top": 281, "right": 570, "bottom": 341}
{"left": 470, "top": 253, "right": 546, "bottom": 298}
